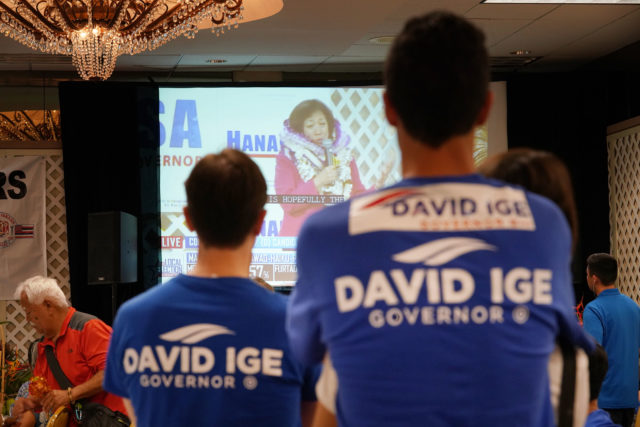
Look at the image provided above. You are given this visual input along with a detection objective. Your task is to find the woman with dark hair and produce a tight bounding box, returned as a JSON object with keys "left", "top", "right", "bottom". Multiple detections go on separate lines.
{"left": 276, "top": 99, "right": 367, "bottom": 236}
{"left": 478, "top": 148, "right": 588, "bottom": 427}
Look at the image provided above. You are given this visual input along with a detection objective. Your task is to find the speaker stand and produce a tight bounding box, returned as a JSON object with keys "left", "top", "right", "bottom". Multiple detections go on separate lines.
{"left": 111, "top": 283, "right": 118, "bottom": 323}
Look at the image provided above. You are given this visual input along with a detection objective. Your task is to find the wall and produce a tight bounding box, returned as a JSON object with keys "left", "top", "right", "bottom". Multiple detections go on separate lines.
{"left": 607, "top": 117, "right": 640, "bottom": 303}
{"left": 0, "top": 148, "right": 68, "bottom": 357}
{"left": 505, "top": 70, "right": 640, "bottom": 303}
{"left": 0, "top": 87, "right": 59, "bottom": 111}
{"left": 0, "top": 84, "right": 64, "bottom": 356}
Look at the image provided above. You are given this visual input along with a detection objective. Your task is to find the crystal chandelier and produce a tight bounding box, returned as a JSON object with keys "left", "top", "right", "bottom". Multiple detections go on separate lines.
{"left": 0, "top": 0, "right": 281, "bottom": 80}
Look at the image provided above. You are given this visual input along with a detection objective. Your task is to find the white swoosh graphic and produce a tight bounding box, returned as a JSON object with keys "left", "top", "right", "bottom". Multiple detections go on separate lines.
{"left": 159, "top": 324, "right": 235, "bottom": 344}
{"left": 392, "top": 237, "right": 497, "bottom": 266}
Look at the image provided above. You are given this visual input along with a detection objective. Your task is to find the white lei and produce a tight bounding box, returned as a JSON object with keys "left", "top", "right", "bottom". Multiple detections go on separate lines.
{"left": 280, "top": 121, "right": 354, "bottom": 198}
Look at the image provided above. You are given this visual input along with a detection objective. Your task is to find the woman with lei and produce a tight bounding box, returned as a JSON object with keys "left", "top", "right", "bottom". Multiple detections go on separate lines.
{"left": 276, "top": 99, "right": 367, "bottom": 236}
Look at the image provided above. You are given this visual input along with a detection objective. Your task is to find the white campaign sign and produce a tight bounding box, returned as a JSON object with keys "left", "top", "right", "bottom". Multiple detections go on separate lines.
{"left": 0, "top": 156, "right": 46, "bottom": 299}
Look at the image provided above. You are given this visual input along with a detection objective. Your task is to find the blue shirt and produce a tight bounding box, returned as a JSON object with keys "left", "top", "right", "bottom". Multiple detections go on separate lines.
{"left": 287, "top": 175, "right": 595, "bottom": 427}
{"left": 104, "top": 275, "right": 319, "bottom": 427}
{"left": 584, "top": 288, "right": 640, "bottom": 409}
{"left": 585, "top": 409, "right": 621, "bottom": 427}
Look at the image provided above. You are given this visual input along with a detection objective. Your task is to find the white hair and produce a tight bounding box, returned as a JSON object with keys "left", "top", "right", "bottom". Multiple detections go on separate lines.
{"left": 15, "top": 275, "right": 69, "bottom": 308}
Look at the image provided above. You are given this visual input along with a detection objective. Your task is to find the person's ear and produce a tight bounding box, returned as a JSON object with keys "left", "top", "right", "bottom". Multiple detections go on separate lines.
{"left": 183, "top": 206, "right": 195, "bottom": 231}
{"left": 475, "top": 91, "right": 494, "bottom": 127}
{"left": 253, "top": 210, "right": 267, "bottom": 236}
{"left": 383, "top": 92, "right": 399, "bottom": 127}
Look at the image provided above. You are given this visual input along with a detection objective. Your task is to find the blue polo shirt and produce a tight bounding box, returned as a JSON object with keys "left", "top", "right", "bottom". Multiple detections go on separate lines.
{"left": 583, "top": 288, "right": 640, "bottom": 409}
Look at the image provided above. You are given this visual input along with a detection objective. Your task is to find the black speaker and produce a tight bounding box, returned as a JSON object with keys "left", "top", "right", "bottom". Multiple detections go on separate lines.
{"left": 88, "top": 211, "right": 138, "bottom": 284}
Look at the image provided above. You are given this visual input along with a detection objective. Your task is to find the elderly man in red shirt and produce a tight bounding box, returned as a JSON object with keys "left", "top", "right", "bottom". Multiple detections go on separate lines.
{"left": 8, "top": 275, "right": 128, "bottom": 426}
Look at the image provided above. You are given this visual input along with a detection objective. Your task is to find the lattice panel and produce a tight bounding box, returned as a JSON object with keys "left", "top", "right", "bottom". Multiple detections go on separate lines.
{"left": 330, "top": 89, "right": 401, "bottom": 189}
{"left": 330, "top": 88, "right": 489, "bottom": 189}
{"left": 607, "top": 128, "right": 640, "bottom": 303}
{"left": 3, "top": 151, "right": 70, "bottom": 358}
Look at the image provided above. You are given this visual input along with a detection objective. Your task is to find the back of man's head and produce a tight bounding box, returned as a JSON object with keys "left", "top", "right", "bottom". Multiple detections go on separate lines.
{"left": 384, "top": 11, "right": 489, "bottom": 148}
{"left": 185, "top": 149, "right": 267, "bottom": 248}
{"left": 586, "top": 253, "right": 618, "bottom": 286}
{"left": 589, "top": 344, "right": 608, "bottom": 402}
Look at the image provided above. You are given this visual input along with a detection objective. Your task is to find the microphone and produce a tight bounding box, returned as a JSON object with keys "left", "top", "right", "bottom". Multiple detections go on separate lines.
{"left": 322, "top": 139, "right": 333, "bottom": 166}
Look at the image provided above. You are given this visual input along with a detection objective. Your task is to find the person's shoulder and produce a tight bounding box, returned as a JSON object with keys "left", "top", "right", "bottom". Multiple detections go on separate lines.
{"left": 296, "top": 198, "right": 352, "bottom": 251}
{"left": 228, "top": 284, "right": 291, "bottom": 339}
{"left": 527, "top": 191, "right": 567, "bottom": 221}
{"left": 64, "top": 309, "right": 110, "bottom": 336}
{"left": 620, "top": 292, "right": 640, "bottom": 311}
{"left": 492, "top": 176, "right": 571, "bottom": 239}
{"left": 69, "top": 310, "right": 100, "bottom": 328}
{"left": 489, "top": 176, "right": 569, "bottom": 228}
{"left": 620, "top": 291, "right": 638, "bottom": 302}
{"left": 65, "top": 310, "right": 112, "bottom": 341}
{"left": 245, "top": 284, "right": 289, "bottom": 314}
{"left": 302, "top": 183, "right": 403, "bottom": 230}
{"left": 583, "top": 299, "right": 599, "bottom": 313}
{"left": 585, "top": 293, "right": 606, "bottom": 308}
{"left": 584, "top": 298, "right": 607, "bottom": 323}
{"left": 304, "top": 196, "right": 351, "bottom": 228}
{"left": 585, "top": 409, "right": 619, "bottom": 427}
{"left": 116, "top": 276, "right": 183, "bottom": 317}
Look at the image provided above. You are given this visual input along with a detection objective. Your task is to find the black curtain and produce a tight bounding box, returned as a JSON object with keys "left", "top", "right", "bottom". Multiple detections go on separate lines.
{"left": 60, "top": 82, "right": 160, "bottom": 325}
{"left": 504, "top": 70, "right": 640, "bottom": 305}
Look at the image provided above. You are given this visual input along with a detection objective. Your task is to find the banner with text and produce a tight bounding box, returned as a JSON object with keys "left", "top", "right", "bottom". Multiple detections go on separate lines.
{"left": 0, "top": 156, "right": 46, "bottom": 299}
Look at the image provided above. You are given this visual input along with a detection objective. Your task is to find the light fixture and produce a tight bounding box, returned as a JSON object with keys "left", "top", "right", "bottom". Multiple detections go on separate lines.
{"left": 483, "top": 1, "right": 640, "bottom": 3}
{"left": 0, "top": 110, "right": 60, "bottom": 142}
{"left": 510, "top": 49, "right": 531, "bottom": 55}
{"left": 0, "top": 0, "right": 282, "bottom": 80}
{"left": 368, "top": 36, "right": 395, "bottom": 45}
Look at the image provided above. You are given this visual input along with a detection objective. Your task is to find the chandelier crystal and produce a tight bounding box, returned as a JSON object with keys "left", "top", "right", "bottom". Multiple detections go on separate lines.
{"left": 0, "top": 0, "right": 276, "bottom": 80}
{"left": 0, "top": 110, "right": 61, "bottom": 142}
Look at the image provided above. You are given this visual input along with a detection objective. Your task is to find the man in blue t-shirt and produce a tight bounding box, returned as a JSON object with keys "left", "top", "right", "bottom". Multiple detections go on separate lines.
{"left": 104, "top": 149, "right": 318, "bottom": 427}
{"left": 583, "top": 253, "right": 640, "bottom": 427}
{"left": 286, "top": 11, "right": 595, "bottom": 427}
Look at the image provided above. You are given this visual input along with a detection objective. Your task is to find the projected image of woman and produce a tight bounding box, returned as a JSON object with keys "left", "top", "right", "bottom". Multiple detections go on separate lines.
{"left": 276, "top": 99, "right": 367, "bottom": 236}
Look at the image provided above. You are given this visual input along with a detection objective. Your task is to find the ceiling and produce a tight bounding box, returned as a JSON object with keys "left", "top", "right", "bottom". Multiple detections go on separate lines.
{"left": 0, "top": 0, "right": 640, "bottom": 81}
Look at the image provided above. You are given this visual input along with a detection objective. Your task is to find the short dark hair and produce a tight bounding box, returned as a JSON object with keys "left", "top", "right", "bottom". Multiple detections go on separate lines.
{"left": 586, "top": 253, "right": 618, "bottom": 286}
{"left": 289, "top": 99, "right": 335, "bottom": 138}
{"left": 384, "top": 11, "right": 489, "bottom": 147}
{"left": 589, "top": 344, "right": 608, "bottom": 401}
{"left": 185, "top": 149, "right": 266, "bottom": 248}
{"left": 478, "top": 148, "right": 578, "bottom": 253}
